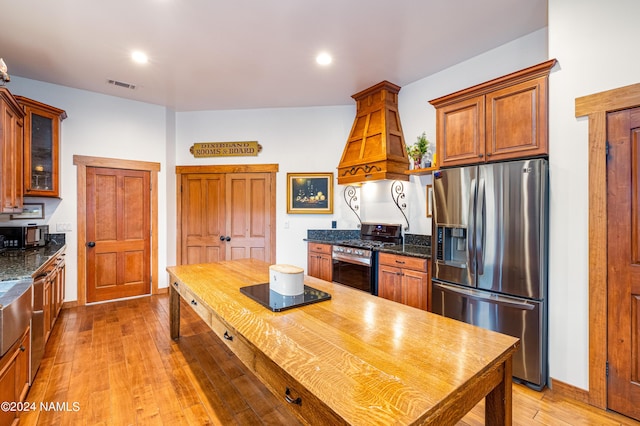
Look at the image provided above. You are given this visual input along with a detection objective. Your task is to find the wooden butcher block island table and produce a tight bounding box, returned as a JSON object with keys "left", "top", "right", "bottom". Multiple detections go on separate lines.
{"left": 167, "top": 259, "right": 519, "bottom": 425}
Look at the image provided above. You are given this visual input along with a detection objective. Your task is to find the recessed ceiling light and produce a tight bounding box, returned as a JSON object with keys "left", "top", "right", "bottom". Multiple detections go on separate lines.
{"left": 131, "top": 50, "right": 148, "bottom": 64}
{"left": 316, "top": 52, "right": 332, "bottom": 66}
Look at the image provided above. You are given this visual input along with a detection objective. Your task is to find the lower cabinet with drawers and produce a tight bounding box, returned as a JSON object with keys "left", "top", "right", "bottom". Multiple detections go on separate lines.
{"left": 377, "top": 252, "right": 431, "bottom": 311}
{"left": 0, "top": 327, "right": 30, "bottom": 426}
{"left": 306, "top": 242, "right": 332, "bottom": 282}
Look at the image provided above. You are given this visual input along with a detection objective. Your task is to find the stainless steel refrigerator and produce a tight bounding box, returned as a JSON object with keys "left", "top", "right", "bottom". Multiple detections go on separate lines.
{"left": 431, "top": 158, "right": 548, "bottom": 390}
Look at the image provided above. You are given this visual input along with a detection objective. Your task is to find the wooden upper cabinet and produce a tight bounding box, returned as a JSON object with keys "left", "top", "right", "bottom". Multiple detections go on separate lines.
{"left": 0, "top": 87, "right": 25, "bottom": 213}
{"left": 15, "top": 96, "right": 67, "bottom": 198}
{"left": 431, "top": 59, "right": 556, "bottom": 168}
{"left": 437, "top": 95, "right": 485, "bottom": 166}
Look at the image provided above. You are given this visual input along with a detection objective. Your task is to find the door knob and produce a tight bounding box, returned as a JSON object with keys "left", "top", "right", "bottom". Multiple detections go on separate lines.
{"left": 87, "top": 241, "right": 96, "bottom": 247}
{"left": 220, "top": 236, "right": 231, "bottom": 242}
{"left": 220, "top": 235, "right": 225, "bottom": 241}
{"left": 225, "top": 236, "right": 231, "bottom": 242}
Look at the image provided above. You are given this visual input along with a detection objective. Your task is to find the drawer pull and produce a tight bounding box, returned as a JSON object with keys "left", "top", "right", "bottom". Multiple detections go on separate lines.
{"left": 223, "top": 331, "right": 233, "bottom": 341}
{"left": 285, "top": 387, "right": 302, "bottom": 405}
{"left": 191, "top": 299, "right": 197, "bottom": 306}
{"left": 173, "top": 282, "right": 179, "bottom": 288}
{"left": 395, "top": 260, "right": 405, "bottom": 264}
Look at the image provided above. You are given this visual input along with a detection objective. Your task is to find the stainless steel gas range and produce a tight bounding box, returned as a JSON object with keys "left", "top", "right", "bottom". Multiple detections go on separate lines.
{"left": 331, "top": 223, "right": 402, "bottom": 295}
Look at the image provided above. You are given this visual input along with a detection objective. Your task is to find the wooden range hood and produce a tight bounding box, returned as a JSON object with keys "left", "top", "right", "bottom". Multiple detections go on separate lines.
{"left": 337, "top": 81, "right": 410, "bottom": 185}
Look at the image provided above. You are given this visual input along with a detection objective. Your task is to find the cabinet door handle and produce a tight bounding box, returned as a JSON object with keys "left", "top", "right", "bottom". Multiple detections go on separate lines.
{"left": 284, "top": 387, "right": 302, "bottom": 405}
{"left": 223, "top": 331, "right": 233, "bottom": 341}
{"left": 87, "top": 241, "right": 96, "bottom": 248}
{"left": 20, "top": 345, "right": 26, "bottom": 352}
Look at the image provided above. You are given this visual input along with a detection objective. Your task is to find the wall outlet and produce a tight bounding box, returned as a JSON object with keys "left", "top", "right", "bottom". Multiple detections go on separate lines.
{"left": 56, "top": 223, "right": 72, "bottom": 232}
{"left": 284, "top": 221, "right": 290, "bottom": 229}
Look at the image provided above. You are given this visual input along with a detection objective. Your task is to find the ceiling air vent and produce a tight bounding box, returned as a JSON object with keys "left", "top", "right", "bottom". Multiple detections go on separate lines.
{"left": 107, "top": 79, "right": 136, "bottom": 90}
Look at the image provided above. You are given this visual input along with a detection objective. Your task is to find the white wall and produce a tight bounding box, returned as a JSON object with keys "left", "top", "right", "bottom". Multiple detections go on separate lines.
{"left": 397, "top": 28, "right": 549, "bottom": 236}
{"left": 1, "top": 77, "right": 171, "bottom": 300}
{"left": 547, "top": 0, "right": 640, "bottom": 391}
{"left": 173, "top": 28, "right": 548, "bottom": 269}
{"left": 176, "top": 106, "right": 355, "bottom": 269}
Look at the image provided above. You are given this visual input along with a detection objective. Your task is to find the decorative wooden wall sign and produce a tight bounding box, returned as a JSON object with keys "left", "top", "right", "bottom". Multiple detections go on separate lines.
{"left": 190, "top": 141, "right": 262, "bottom": 158}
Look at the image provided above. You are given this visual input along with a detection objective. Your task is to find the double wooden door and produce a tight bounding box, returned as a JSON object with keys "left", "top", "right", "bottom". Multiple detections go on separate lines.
{"left": 177, "top": 165, "right": 277, "bottom": 265}
{"left": 607, "top": 107, "right": 640, "bottom": 421}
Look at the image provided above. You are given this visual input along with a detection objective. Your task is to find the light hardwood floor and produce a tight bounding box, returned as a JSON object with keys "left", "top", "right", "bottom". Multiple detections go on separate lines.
{"left": 19, "top": 294, "right": 640, "bottom": 426}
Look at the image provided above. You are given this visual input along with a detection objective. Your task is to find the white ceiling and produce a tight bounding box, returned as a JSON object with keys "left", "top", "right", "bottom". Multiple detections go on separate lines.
{"left": 1, "top": 0, "right": 547, "bottom": 112}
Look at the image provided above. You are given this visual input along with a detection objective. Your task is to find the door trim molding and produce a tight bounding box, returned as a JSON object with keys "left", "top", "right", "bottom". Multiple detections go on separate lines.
{"left": 73, "top": 155, "right": 161, "bottom": 306}
{"left": 176, "top": 164, "right": 279, "bottom": 174}
{"left": 575, "top": 82, "right": 640, "bottom": 408}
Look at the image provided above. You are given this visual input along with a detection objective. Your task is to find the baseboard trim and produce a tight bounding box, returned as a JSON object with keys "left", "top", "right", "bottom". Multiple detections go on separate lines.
{"left": 62, "top": 300, "right": 78, "bottom": 310}
{"left": 549, "top": 377, "right": 590, "bottom": 404}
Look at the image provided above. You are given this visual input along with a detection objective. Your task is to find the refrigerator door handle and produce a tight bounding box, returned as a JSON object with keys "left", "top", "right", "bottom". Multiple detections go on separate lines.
{"left": 477, "top": 178, "right": 485, "bottom": 275}
{"left": 437, "top": 260, "right": 468, "bottom": 269}
{"left": 434, "top": 282, "right": 536, "bottom": 310}
{"left": 468, "top": 178, "right": 476, "bottom": 271}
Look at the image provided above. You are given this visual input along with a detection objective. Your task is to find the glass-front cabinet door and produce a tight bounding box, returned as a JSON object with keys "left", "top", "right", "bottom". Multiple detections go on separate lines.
{"left": 16, "top": 96, "right": 67, "bottom": 198}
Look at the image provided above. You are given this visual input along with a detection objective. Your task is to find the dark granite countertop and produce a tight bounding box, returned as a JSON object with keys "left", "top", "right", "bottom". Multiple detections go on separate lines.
{"left": 306, "top": 239, "right": 431, "bottom": 259}
{"left": 305, "top": 230, "right": 431, "bottom": 259}
{"left": 0, "top": 243, "right": 67, "bottom": 281}
{"left": 377, "top": 244, "right": 431, "bottom": 259}
{"left": 304, "top": 238, "right": 337, "bottom": 244}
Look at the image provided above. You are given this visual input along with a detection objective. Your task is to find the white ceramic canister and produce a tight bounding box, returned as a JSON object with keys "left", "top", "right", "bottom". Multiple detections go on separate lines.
{"left": 269, "top": 264, "right": 304, "bottom": 296}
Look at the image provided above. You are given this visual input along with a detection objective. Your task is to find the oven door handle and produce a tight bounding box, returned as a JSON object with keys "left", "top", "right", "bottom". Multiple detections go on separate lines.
{"left": 332, "top": 252, "right": 371, "bottom": 266}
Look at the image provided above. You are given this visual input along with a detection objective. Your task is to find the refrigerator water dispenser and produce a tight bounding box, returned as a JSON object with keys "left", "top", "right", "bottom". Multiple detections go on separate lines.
{"left": 436, "top": 226, "right": 467, "bottom": 267}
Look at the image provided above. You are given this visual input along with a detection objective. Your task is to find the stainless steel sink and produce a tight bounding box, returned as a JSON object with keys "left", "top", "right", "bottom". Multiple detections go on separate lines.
{"left": 0, "top": 278, "right": 33, "bottom": 356}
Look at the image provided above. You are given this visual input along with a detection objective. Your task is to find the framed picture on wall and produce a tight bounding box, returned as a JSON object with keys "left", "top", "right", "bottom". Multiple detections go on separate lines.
{"left": 10, "top": 203, "right": 44, "bottom": 220}
{"left": 287, "top": 173, "right": 334, "bottom": 214}
{"left": 426, "top": 185, "right": 433, "bottom": 218}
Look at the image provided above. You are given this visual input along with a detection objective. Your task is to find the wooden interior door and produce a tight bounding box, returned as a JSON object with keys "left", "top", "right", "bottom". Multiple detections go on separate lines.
{"left": 180, "top": 173, "right": 225, "bottom": 264}
{"left": 86, "top": 167, "right": 151, "bottom": 303}
{"left": 607, "top": 107, "right": 640, "bottom": 421}
{"left": 225, "top": 173, "right": 271, "bottom": 261}
{"left": 177, "top": 165, "right": 277, "bottom": 265}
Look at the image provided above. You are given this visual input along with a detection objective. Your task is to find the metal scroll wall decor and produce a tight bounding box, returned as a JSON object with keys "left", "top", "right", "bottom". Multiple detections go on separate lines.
{"left": 391, "top": 180, "right": 410, "bottom": 231}
{"left": 343, "top": 185, "right": 362, "bottom": 226}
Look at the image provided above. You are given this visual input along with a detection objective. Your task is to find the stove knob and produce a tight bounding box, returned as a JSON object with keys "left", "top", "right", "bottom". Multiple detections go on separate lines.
{"left": 346, "top": 249, "right": 352, "bottom": 254}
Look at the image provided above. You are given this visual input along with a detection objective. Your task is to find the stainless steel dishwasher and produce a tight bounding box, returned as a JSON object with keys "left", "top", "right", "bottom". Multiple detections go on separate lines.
{"left": 31, "top": 272, "right": 46, "bottom": 382}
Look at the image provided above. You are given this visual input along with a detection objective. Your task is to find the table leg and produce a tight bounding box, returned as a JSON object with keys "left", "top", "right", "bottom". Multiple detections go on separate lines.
{"left": 485, "top": 356, "right": 513, "bottom": 426}
{"left": 170, "top": 283, "right": 181, "bottom": 340}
